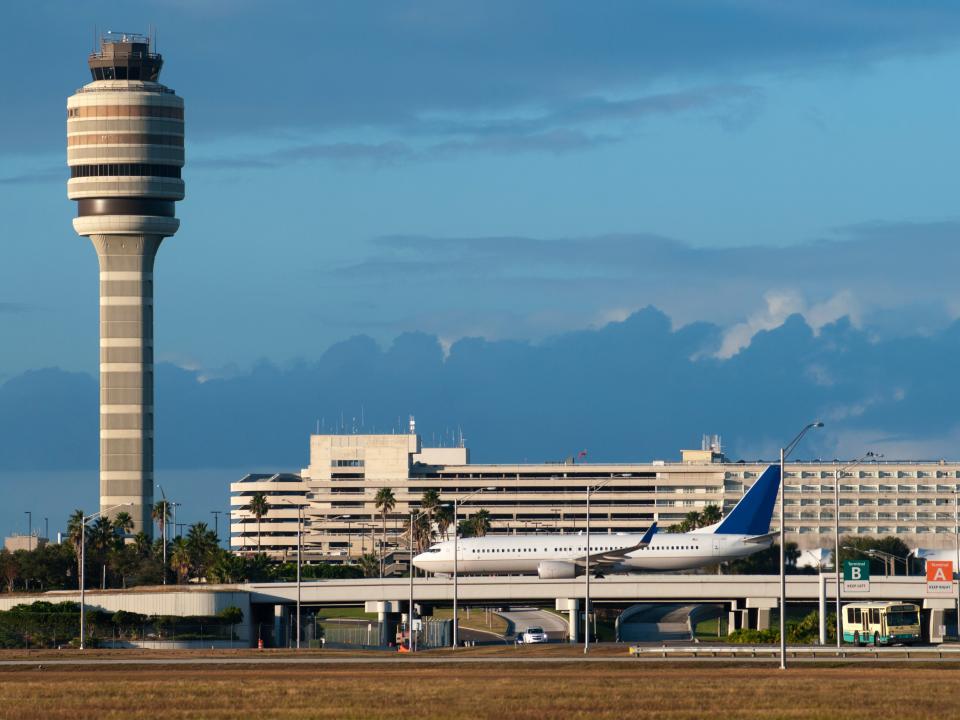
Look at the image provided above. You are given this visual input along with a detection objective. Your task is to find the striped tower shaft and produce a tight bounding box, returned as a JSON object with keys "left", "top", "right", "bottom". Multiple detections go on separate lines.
{"left": 95, "top": 234, "right": 161, "bottom": 535}
{"left": 67, "top": 34, "right": 185, "bottom": 539}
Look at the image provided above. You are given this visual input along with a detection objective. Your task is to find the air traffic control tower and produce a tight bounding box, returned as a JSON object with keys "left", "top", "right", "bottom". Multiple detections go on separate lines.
{"left": 67, "top": 33, "right": 185, "bottom": 536}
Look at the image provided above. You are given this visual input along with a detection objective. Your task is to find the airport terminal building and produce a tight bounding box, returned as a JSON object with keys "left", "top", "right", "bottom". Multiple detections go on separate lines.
{"left": 229, "top": 432, "right": 960, "bottom": 559}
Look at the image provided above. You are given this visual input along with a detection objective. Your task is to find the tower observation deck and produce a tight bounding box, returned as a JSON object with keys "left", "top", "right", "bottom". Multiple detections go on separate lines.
{"left": 67, "top": 32, "right": 185, "bottom": 536}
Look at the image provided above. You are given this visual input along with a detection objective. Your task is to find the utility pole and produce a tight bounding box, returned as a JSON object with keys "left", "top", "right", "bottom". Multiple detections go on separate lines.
{"left": 211, "top": 510, "right": 222, "bottom": 544}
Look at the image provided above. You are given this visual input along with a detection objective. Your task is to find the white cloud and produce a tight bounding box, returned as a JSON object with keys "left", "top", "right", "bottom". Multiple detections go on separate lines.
{"left": 716, "top": 290, "right": 861, "bottom": 359}
{"left": 716, "top": 291, "right": 805, "bottom": 358}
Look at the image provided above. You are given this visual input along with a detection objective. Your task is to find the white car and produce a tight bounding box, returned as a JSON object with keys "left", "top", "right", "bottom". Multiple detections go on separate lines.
{"left": 519, "top": 626, "right": 549, "bottom": 644}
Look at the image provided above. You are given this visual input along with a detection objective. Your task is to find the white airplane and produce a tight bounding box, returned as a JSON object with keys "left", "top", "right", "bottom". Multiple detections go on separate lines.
{"left": 413, "top": 464, "right": 782, "bottom": 579}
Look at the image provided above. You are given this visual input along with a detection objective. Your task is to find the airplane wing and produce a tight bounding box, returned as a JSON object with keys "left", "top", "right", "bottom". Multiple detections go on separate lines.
{"left": 742, "top": 531, "right": 776, "bottom": 544}
{"left": 574, "top": 522, "right": 657, "bottom": 569}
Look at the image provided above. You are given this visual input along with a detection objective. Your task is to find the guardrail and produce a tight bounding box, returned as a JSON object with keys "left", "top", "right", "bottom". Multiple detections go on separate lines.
{"left": 628, "top": 645, "right": 960, "bottom": 659}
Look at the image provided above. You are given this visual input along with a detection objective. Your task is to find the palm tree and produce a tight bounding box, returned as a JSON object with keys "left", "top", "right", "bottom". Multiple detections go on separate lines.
{"left": 700, "top": 504, "right": 722, "bottom": 527}
{"left": 170, "top": 537, "right": 191, "bottom": 584}
{"left": 678, "top": 509, "right": 702, "bottom": 533}
{"left": 435, "top": 504, "right": 454, "bottom": 540}
{"left": 112, "top": 511, "right": 134, "bottom": 546}
{"left": 66, "top": 509, "right": 86, "bottom": 589}
{"left": 152, "top": 500, "right": 172, "bottom": 583}
{"left": 358, "top": 553, "right": 379, "bottom": 578}
{"left": 245, "top": 492, "right": 270, "bottom": 551}
{"left": 470, "top": 509, "right": 491, "bottom": 538}
{"left": 131, "top": 531, "right": 151, "bottom": 558}
{"left": 420, "top": 489, "right": 441, "bottom": 520}
{"left": 90, "top": 516, "right": 116, "bottom": 588}
{"left": 411, "top": 513, "right": 434, "bottom": 553}
{"left": 186, "top": 522, "right": 218, "bottom": 578}
{"left": 152, "top": 500, "right": 171, "bottom": 543}
{"left": 374, "top": 488, "right": 396, "bottom": 558}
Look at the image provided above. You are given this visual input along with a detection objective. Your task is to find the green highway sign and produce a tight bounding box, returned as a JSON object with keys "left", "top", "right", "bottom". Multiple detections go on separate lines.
{"left": 843, "top": 559, "right": 870, "bottom": 592}
{"left": 843, "top": 559, "right": 870, "bottom": 581}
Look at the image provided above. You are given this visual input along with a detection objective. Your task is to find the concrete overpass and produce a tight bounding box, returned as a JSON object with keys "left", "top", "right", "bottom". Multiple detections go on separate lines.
{"left": 2, "top": 574, "right": 955, "bottom": 645}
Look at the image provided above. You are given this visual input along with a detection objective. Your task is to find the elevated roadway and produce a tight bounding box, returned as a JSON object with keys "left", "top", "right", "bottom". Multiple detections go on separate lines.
{"left": 4, "top": 574, "right": 955, "bottom": 644}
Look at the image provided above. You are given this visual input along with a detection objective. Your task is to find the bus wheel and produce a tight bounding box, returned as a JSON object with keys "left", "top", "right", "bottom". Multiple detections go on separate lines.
{"left": 874, "top": 632, "right": 880, "bottom": 646}
{"left": 853, "top": 631, "right": 860, "bottom": 646}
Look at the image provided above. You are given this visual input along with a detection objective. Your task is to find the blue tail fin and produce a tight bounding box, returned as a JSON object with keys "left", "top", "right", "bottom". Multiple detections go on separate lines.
{"left": 714, "top": 464, "right": 781, "bottom": 536}
{"left": 640, "top": 522, "right": 658, "bottom": 544}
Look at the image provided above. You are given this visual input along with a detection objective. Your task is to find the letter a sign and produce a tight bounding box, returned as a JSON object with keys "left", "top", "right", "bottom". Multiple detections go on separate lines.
{"left": 843, "top": 559, "right": 870, "bottom": 592}
{"left": 926, "top": 560, "right": 954, "bottom": 595}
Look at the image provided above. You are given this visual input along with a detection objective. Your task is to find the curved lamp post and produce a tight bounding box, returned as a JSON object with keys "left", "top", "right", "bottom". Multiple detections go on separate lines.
{"left": 779, "top": 421, "right": 823, "bottom": 670}
{"left": 79, "top": 503, "right": 132, "bottom": 649}
{"left": 585, "top": 477, "right": 612, "bottom": 654}
{"left": 452, "top": 487, "right": 496, "bottom": 649}
{"left": 833, "top": 452, "right": 881, "bottom": 648}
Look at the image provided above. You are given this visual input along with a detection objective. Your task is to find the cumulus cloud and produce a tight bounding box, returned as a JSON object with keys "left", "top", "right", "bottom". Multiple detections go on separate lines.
{"left": 717, "top": 290, "right": 861, "bottom": 358}
{"left": 320, "top": 222, "right": 959, "bottom": 350}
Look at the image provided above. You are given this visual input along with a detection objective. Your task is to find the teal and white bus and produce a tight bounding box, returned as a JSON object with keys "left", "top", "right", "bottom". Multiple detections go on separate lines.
{"left": 842, "top": 601, "right": 921, "bottom": 646}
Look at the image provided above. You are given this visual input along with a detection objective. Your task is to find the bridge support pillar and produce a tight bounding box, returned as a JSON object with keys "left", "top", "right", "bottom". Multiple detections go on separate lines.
{"left": 924, "top": 599, "right": 954, "bottom": 643}
{"left": 556, "top": 599, "right": 579, "bottom": 642}
{"left": 727, "top": 609, "right": 748, "bottom": 633}
{"left": 745, "top": 598, "right": 778, "bottom": 632}
{"left": 755, "top": 608, "right": 771, "bottom": 631}
{"left": 273, "top": 605, "right": 287, "bottom": 648}
{"left": 366, "top": 601, "right": 402, "bottom": 647}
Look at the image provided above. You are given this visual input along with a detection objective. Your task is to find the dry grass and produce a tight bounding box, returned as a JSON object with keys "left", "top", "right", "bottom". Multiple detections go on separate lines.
{"left": 431, "top": 607, "right": 510, "bottom": 636}
{"left": 1, "top": 663, "right": 959, "bottom": 720}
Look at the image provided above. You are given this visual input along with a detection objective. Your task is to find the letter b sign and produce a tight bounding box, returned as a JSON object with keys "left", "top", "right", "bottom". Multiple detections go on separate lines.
{"left": 843, "top": 559, "right": 869, "bottom": 581}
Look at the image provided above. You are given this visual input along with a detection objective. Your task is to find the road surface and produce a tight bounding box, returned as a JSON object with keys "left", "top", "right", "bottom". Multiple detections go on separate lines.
{"left": 618, "top": 604, "right": 695, "bottom": 642}
{"left": 496, "top": 607, "right": 569, "bottom": 641}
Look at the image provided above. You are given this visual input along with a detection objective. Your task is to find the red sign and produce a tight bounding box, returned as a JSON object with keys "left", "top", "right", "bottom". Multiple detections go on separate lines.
{"left": 927, "top": 560, "right": 953, "bottom": 582}
{"left": 926, "top": 560, "right": 954, "bottom": 594}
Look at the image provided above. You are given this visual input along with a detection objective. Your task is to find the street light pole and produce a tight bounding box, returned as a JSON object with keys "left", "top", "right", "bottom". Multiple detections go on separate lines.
{"left": 834, "top": 464, "right": 840, "bottom": 646}
{"left": 833, "top": 451, "right": 879, "bottom": 650}
{"left": 278, "top": 498, "right": 303, "bottom": 649}
{"left": 79, "top": 503, "right": 131, "bottom": 650}
{"left": 156, "top": 485, "right": 169, "bottom": 585}
{"left": 409, "top": 509, "right": 415, "bottom": 652}
{"left": 24, "top": 512, "right": 32, "bottom": 551}
{"left": 211, "top": 510, "right": 221, "bottom": 545}
{"left": 954, "top": 489, "right": 959, "bottom": 634}
{"left": 585, "top": 477, "right": 612, "bottom": 654}
{"left": 452, "top": 487, "right": 495, "bottom": 649}
{"left": 80, "top": 519, "right": 86, "bottom": 648}
{"left": 779, "top": 421, "right": 824, "bottom": 671}
{"left": 296, "top": 503, "right": 301, "bottom": 649}
{"left": 454, "top": 497, "right": 459, "bottom": 648}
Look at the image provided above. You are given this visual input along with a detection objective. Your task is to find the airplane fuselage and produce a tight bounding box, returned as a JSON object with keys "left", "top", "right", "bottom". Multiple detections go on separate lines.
{"left": 413, "top": 531, "right": 768, "bottom": 575}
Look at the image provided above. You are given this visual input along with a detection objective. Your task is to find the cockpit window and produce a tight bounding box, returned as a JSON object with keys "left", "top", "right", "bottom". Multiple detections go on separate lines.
{"left": 426, "top": 546, "right": 442, "bottom": 553}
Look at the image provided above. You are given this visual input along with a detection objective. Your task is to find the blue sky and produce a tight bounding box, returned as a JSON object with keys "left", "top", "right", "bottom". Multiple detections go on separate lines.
{"left": 2, "top": 2, "right": 959, "bottom": 379}
{"left": 3, "top": 2, "right": 960, "bottom": 534}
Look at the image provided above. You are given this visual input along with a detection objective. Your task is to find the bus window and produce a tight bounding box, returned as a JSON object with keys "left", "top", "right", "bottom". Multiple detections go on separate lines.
{"left": 887, "top": 607, "right": 920, "bottom": 627}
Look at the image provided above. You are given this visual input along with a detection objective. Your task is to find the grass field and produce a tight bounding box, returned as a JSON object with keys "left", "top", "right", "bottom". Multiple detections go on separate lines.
{"left": 1, "top": 659, "right": 960, "bottom": 719}
{"left": 431, "top": 607, "right": 509, "bottom": 636}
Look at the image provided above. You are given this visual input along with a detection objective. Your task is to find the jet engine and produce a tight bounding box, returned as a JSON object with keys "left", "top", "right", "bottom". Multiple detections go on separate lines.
{"left": 537, "top": 561, "right": 579, "bottom": 579}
